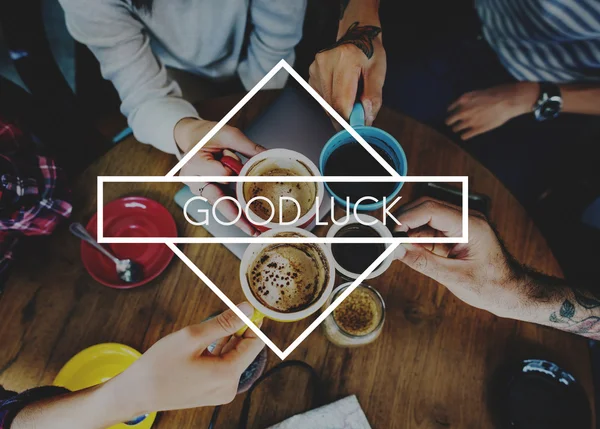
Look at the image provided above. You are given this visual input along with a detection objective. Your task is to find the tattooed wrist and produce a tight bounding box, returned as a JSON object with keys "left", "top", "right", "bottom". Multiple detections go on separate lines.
{"left": 517, "top": 267, "right": 600, "bottom": 339}
{"left": 320, "top": 22, "right": 381, "bottom": 59}
{"left": 549, "top": 286, "right": 600, "bottom": 340}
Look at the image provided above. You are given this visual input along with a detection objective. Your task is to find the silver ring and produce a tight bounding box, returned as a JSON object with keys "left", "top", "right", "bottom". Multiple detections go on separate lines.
{"left": 198, "top": 183, "right": 211, "bottom": 196}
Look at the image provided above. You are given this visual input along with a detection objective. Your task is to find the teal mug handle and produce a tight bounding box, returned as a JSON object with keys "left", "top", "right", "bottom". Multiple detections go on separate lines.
{"left": 349, "top": 102, "right": 365, "bottom": 128}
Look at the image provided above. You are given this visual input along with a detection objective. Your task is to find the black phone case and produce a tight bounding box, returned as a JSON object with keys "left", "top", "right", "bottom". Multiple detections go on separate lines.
{"left": 414, "top": 182, "right": 491, "bottom": 217}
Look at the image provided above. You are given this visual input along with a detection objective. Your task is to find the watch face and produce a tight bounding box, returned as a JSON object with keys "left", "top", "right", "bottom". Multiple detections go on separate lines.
{"left": 542, "top": 100, "right": 561, "bottom": 117}
{"left": 537, "top": 97, "right": 562, "bottom": 120}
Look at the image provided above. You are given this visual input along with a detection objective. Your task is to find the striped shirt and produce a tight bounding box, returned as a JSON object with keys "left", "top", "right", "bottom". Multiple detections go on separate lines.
{"left": 476, "top": 0, "right": 600, "bottom": 82}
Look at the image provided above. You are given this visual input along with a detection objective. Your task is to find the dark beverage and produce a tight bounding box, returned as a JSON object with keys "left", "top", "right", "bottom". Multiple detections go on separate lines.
{"left": 324, "top": 142, "right": 397, "bottom": 203}
{"left": 331, "top": 224, "right": 386, "bottom": 275}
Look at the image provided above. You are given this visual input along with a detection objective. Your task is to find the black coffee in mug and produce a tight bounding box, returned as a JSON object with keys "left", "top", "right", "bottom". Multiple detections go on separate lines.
{"left": 323, "top": 142, "right": 396, "bottom": 203}
{"left": 331, "top": 224, "right": 386, "bottom": 274}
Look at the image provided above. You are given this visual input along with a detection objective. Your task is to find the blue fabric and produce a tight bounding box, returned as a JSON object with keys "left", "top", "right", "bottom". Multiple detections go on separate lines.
{"left": 582, "top": 197, "right": 600, "bottom": 230}
{"left": 0, "top": 386, "right": 70, "bottom": 428}
{"left": 475, "top": 0, "right": 600, "bottom": 83}
{"left": 383, "top": 34, "right": 600, "bottom": 207}
{"left": 383, "top": 36, "right": 511, "bottom": 127}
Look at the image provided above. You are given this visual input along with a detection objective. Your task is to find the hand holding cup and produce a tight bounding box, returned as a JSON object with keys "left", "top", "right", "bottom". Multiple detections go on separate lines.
{"left": 102, "top": 303, "right": 265, "bottom": 420}
{"left": 175, "top": 118, "right": 266, "bottom": 236}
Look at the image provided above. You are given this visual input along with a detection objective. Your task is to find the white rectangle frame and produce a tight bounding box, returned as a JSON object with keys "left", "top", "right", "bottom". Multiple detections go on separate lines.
{"left": 97, "top": 175, "right": 469, "bottom": 245}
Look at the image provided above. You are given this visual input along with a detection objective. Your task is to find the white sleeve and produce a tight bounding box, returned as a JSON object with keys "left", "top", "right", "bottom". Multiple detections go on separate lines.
{"left": 237, "top": 0, "right": 307, "bottom": 90}
{"left": 58, "top": 0, "right": 199, "bottom": 155}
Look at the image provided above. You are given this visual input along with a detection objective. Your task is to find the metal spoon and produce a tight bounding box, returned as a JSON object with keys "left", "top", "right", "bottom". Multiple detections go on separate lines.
{"left": 69, "top": 222, "right": 144, "bottom": 284}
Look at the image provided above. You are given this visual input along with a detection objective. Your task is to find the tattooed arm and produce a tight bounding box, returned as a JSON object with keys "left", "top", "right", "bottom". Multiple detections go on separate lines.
{"left": 309, "top": 0, "right": 385, "bottom": 126}
{"left": 392, "top": 197, "right": 600, "bottom": 340}
{"left": 522, "top": 272, "right": 600, "bottom": 340}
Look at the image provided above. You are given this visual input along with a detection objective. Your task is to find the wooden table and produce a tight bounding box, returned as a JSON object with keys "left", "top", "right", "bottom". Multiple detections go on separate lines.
{"left": 0, "top": 91, "right": 594, "bottom": 428}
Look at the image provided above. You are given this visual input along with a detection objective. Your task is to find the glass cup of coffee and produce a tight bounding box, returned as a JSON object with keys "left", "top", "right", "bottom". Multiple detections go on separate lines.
{"left": 321, "top": 282, "right": 385, "bottom": 347}
{"left": 221, "top": 149, "right": 324, "bottom": 232}
{"left": 238, "top": 227, "right": 335, "bottom": 332}
{"left": 326, "top": 214, "right": 398, "bottom": 280}
{"left": 319, "top": 103, "right": 407, "bottom": 211}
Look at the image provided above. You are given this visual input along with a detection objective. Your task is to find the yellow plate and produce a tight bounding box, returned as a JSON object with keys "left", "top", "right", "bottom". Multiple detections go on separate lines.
{"left": 54, "top": 343, "right": 157, "bottom": 429}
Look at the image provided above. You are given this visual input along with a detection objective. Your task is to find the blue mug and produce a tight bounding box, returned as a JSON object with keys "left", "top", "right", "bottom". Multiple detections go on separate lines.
{"left": 319, "top": 103, "right": 407, "bottom": 211}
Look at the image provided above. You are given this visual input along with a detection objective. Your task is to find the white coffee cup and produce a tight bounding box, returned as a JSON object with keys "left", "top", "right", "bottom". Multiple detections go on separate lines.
{"left": 239, "top": 227, "right": 335, "bottom": 323}
{"left": 221, "top": 149, "right": 325, "bottom": 232}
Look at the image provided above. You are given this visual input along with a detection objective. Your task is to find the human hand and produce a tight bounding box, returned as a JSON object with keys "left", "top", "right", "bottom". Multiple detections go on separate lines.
{"left": 105, "top": 302, "right": 264, "bottom": 420}
{"left": 309, "top": 18, "right": 386, "bottom": 127}
{"left": 446, "top": 82, "right": 538, "bottom": 140}
{"left": 393, "top": 198, "right": 526, "bottom": 318}
{"left": 11, "top": 303, "right": 264, "bottom": 429}
{"left": 175, "top": 118, "right": 266, "bottom": 236}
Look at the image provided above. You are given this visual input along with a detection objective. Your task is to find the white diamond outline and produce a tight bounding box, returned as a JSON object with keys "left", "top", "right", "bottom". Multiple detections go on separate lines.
{"left": 95, "top": 59, "right": 470, "bottom": 359}
{"left": 167, "top": 241, "right": 397, "bottom": 360}
{"left": 166, "top": 59, "right": 401, "bottom": 178}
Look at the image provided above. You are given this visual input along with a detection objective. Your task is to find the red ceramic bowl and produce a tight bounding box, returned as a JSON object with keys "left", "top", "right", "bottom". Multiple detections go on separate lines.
{"left": 81, "top": 197, "right": 177, "bottom": 289}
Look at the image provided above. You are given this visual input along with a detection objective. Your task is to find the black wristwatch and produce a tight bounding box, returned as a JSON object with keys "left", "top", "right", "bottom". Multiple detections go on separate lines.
{"left": 533, "top": 82, "right": 562, "bottom": 121}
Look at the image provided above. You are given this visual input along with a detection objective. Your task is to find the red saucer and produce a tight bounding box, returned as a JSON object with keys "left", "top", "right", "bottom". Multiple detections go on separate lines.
{"left": 81, "top": 197, "right": 177, "bottom": 289}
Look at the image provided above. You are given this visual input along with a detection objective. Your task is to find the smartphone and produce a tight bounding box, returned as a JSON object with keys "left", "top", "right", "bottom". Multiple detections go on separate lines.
{"left": 414, "top": 182, "right": 491, "bottom": 217}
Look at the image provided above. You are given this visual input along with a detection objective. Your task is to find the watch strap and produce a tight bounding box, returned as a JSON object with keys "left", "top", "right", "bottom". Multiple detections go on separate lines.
{"left": 538, "top": 82, "right": 561, "bottom": 100}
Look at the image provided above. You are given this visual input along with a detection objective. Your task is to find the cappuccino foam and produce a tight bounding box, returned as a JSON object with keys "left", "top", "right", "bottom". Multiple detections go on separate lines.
{"left": 248, "top": 240, "right": 329, "bottom": 313}
{"left": 243, "top": 161, "right": 317, "bottom": 223}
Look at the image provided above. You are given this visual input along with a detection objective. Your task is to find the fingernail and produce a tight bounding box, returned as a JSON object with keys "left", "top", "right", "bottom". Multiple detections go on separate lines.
{"left": 394, "top": 244, "right": 407, "bottom": 260}
{"left": 238, "top": 302, "right": 254, "bottom": 317}
{"left": 394, "top": 224, "right": 409, "bottom": 233}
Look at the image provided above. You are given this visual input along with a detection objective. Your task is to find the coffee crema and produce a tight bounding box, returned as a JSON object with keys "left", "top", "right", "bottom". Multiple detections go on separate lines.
{"left": 247, "top": 234, "right": 329, "bottom": 313}
{"left": 333, "top": 288, "right": 382, "bottom": 336}
{"left": 243, "top": 159, "right": 317, "bottom": 223}
{"left": 322, "top": 283, "right": 385, "bottom": 347}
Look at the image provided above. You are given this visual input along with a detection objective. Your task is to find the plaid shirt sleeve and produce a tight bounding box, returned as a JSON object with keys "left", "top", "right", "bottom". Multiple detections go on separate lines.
{"left": 0, "top": 385, "right": 70, "bottom": 428}
{"left": 0, "top": 122, "right": 74, "bottom": 427}
{"left": 0, "top": 116, "right": 72, "bottom": 278}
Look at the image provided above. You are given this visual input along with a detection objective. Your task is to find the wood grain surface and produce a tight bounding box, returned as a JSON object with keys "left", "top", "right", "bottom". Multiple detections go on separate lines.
{"left": 0, "top": 90, "right": 593, "bottom": 429}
